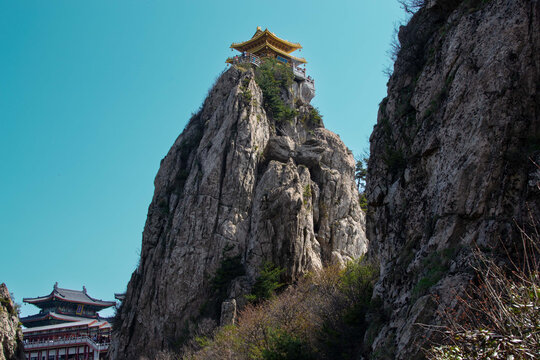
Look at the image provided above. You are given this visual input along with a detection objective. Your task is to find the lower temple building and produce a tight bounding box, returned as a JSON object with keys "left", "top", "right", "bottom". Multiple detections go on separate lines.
{"left": 20, "top": 283, "right": 115, "bottom": 360}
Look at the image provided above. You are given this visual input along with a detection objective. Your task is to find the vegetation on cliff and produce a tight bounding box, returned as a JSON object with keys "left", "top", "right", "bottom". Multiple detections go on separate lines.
{"left": 252, "top": 58, "right": 322, "bottom": 127}
{"left": 183, "top": 258, "right": 380, "bottom": 360}
{"left": 355, "top": 156, "right": 369, "bottom": 212}
{"left": 427, "top": 210, "right": 540, "bottom": 360}
{"left": 254, "top": 58, "right": 297, "bottom": 123}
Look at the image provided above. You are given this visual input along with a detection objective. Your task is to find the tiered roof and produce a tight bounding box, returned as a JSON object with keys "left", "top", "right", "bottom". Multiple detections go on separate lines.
{"left": 21, "top": 283, "right": 115, "bottom": 328}
{"left": 21, "top": 312, "right": 86, "bottom": 324}
{"left": 23, "top": 283, "right": 115, "bottom": 309}
{"left": 228, "top": 27, "right": 307, "bottom": 64}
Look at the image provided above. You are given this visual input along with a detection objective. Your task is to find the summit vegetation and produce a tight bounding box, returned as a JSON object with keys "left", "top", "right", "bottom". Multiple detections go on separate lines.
{"left": 254, "top": 58, "right": 298, "bottom": 124}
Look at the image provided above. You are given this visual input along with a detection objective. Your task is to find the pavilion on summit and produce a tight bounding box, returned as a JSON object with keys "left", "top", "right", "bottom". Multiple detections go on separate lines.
{"left": 226, "top": 27, "right": 315, "bottom": 97}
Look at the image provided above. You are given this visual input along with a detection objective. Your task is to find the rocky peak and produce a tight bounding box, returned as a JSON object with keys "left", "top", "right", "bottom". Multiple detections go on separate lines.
{"left": 0, "top": 284, "right": 24, "bottom": 360}
{"left": 366, "top": 0, "right": 540, "bottom": 358}
{"left": 111, "top": 63, "right": 367, "bottom": 359}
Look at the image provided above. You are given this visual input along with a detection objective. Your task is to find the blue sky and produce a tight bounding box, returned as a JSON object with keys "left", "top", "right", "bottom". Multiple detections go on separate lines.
{"left": 0, "top": 0, "right": 404, "bottom": 319}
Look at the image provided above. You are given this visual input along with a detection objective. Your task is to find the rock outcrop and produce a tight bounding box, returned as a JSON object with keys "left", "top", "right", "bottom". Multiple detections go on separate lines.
{"left": 366, "top": 0, "right": 540, "bottom": 358}
{"left": 0, "top": 284, "right": 24, "bottom": 360}
{"left": 111, "top": 65, "right": 367, "bottom": 359}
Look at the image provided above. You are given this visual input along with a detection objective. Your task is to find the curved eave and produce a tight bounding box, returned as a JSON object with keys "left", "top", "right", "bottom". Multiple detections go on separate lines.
{"left": 24, "top": 296, "right": 114, "bottom": 309}
{"left": 24, "top": 295, "right": 53, "bottom": 304}
{"left": 49, "top": 313, "right": 85, "bottom": 322}
{"left": 96, "top": 322, "right": 112, "bottom": 329}
{"left": 52, "top": 296, "right": 115, "bottom": 308}
{"left": 231, "top": 29, "right": 302, "bottom": 53}
{"left": 20, "top": 313, "right": 49, "bottom": 323}
{"left": 21, "top": 312, "right": 88, "bottom": 325}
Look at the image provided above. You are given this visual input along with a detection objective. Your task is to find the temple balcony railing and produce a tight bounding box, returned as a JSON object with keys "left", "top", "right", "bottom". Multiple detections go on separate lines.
{"left": 227, "top": 53, "right": 262, "bottom": 67}
{"left": 228, "top": 53, "right": 314, "bottom": 88}
{"left": 23, "top": 336, "right": 109, "bottom": 352}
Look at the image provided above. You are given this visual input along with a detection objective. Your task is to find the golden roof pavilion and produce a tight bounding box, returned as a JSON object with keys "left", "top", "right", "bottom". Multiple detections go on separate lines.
{"left": 226, "top": 27, "right": 307, "bottom": 66}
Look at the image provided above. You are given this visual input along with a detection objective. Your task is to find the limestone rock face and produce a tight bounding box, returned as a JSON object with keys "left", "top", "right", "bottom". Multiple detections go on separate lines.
{"left": 219, "top": 299, "right": 236, "bottom": 326}
{"left": 111, "top": 66, "right": 367, "bottom": 359}
{"left": 0, "top": 284, "right": 24, "bottom": 360}
{"left": 366, "top": 0, "right": 540, "bottom": 358}
{"left": 292, "top": 80, "right": 315, "bottom": 104}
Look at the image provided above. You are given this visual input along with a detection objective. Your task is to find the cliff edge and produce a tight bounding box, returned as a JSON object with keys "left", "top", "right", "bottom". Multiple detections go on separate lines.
{"left": 366, "top": 0, "right": 540, "bottom": 358}
{"left": 0, "top": 284, "right": 24, "bottom": 360}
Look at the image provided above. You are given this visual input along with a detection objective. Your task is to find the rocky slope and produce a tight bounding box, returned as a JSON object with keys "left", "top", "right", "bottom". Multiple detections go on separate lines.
{"left": 366, "top": 0, "right": 540, "bottom": 358}
{"left": 111, "top": 64, "right": 367, "bottom": 359}
{"left": 0, "top": 284, "right": 24, "bottom": 360}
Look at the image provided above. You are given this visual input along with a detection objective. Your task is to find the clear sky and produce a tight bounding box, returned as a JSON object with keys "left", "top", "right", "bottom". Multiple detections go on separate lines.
{"left": 0, "top": 0, "right": 405, "bottom": 319}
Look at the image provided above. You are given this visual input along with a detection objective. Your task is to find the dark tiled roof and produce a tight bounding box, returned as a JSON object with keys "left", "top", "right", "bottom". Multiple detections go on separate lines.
{"left": 23, "top": 284, "right": 115, "bottom": 308}
{"left": 20, "top": 311, "right": 89, "bottom": 324}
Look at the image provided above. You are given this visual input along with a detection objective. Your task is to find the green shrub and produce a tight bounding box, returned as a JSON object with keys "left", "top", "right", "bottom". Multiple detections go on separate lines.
{"left": 355, "top": 157, "right": 368, "bottom": 192}
{"left": 211, "top": 255, "right": 245, "bottom": 298}
{"left": 340, "top": 258, "right": 378, "bottom": 323}
{"left": 255, "top": 58, "right": 298, "bottom": 123}
{"left": 298, "top": 106, "right": 323, "bottom": 129}
{"left": 302, "top": 184, "right": 312, "bottom": 207}
{"left": 246, "top": 262, "right": 284, "bottom": 304}
{"left": 194, "top": 336, "right": 211, "bottom": 349}
{"left": 0, "top": 293, "right": 21, "bottom": 317}
{"left": 239, "top": 78, "right": 252, "bottom": 106}
{"left": 308, "top": 107, "right": 323, "bottom": 126}
{"left": 359, "top": 193, "right": 368, "bottom": 212}
{"left": 186, "top": 258, "right": 381, "bottom": 360}
{"left": 262, "top": 329, "right": 316, "bottom": 360}
{"left": 412, "top": 247, "right": 460, "bottom": 299}
{"left": 0, "top": 297, "right": 17, "bottom": 317}
{"left": 318, "top": 258, "right": 380, "bottom": 358}
{"left": 202, "top": 253, "right": 246, "bottom": 319}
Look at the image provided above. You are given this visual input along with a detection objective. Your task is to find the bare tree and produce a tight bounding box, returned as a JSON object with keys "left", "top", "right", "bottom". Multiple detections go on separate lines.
{"left": 397, "top": 0, "right": 426, "bottom": 14}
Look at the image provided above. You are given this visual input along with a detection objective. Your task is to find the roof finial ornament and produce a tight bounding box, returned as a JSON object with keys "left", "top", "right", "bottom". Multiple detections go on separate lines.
{"left": 83, "top": 286, "right": 87, "bottom": 294}
{"left": 54, "top": 282, "right": 58, "bottom": 290}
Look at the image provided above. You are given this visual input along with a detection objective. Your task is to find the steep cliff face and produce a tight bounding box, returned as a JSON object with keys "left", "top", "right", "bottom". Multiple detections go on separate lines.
{"left": 0, "top": 284, "right": 24, "bottom": 360}
{"left": 111, "top": 65, "right": 367, "bottom": 359}
{"left": 366, "top": 0, "right": 540, "bottom": 358}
